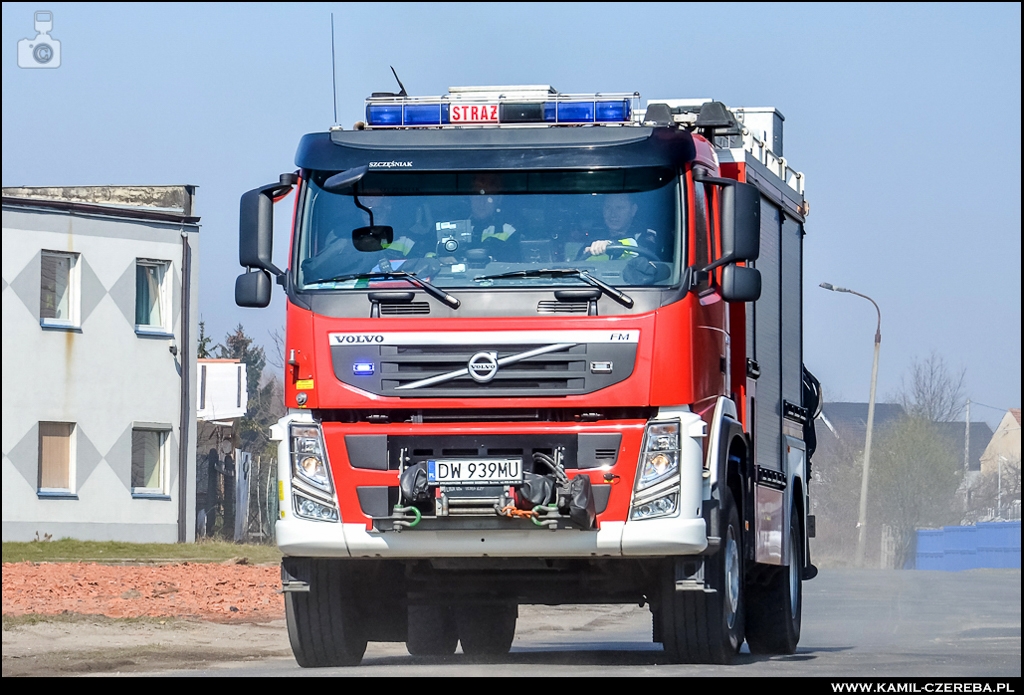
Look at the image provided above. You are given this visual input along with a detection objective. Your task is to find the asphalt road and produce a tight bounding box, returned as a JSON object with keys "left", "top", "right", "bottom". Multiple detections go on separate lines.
{"left": 148, "top": 568, "right": 1021, "bottom": 677}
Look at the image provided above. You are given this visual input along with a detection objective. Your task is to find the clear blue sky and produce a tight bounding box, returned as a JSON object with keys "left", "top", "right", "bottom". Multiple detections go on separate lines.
{"left": 3, "top": 3, "right": 1020, "bottom": 426}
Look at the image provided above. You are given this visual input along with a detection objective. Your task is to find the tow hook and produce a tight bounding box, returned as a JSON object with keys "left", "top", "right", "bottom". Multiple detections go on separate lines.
{"left": 391, "top": 505, "right": 422, "bottom": 532}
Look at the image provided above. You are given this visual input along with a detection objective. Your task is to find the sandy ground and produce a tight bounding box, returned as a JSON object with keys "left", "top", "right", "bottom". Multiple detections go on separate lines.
{"left": 2, "top": 560, "right": 289, "bottom": 676}
{"left": 2, "top": 561, "right": 283, "bottom": 621}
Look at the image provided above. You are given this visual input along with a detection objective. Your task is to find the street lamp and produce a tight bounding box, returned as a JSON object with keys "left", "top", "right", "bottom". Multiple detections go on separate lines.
{"left": 820, "top": 282, "right": 881, "bottom": 568}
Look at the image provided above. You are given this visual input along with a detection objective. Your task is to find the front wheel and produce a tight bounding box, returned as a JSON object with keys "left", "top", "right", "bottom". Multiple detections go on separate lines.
{"left": 659, "top": 487, "right": 745, "bottom": 664}
{"left": 284, "top": 560, "right": 368, "bottom": 667}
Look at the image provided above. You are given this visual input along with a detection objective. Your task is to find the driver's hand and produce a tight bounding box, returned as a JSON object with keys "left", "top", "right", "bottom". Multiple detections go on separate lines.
{"left": 585, "top": 239, "right": 612, "bottom": 256}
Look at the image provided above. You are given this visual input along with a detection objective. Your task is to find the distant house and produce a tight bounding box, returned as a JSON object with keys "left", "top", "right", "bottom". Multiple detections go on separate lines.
{"left": 980, "top": 409, "right": 1022, "bottom": 476}
{"left": 1, "top": 186, "right": 200, "bottom": 542}
{"left": 195, "top": 358, "right": 248, "bottom": 539}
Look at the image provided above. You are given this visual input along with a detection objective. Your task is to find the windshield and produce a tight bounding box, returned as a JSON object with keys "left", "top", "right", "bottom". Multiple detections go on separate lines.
{"left": 296, "top": 168, "right": 681, "bottom": 291}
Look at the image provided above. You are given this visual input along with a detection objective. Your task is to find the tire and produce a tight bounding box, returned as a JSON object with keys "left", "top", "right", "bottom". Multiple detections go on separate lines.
{"left": 745, "top": 507, "right": 802, "bottom": 654}
{"left": 453, "top": 603, "right": 517, "bottom": 657}
{"left": 406, "top": 605, "right": 458, "bottom": 656}
{"left": 285, "top": 559, "right": 368, "bottom": 667}
{"left": 659, "top": 487, "right": 745, "bottom": 664}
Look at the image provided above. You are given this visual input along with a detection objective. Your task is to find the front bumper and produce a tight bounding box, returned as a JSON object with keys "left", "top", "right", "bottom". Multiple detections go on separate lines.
{"left": 276, "top": 516, "right": 708, "bottom": 558}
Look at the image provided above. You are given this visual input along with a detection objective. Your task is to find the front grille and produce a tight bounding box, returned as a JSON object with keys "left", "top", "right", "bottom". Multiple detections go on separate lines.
{"left": 381, "top": 344, "right": 585, "bottom": 393}
{"left": 331, "top": 341, "right": 636, "bottom": 398}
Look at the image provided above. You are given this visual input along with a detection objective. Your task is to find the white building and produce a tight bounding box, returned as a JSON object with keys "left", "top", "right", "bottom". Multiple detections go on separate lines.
{"left": 2, "top": 185, "right": 200, "bottom": 542}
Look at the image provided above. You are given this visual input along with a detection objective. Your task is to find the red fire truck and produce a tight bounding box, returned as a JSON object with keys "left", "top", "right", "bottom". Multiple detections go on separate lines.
{"left": 236, "top": 85, "right": 819, "bottom": 666}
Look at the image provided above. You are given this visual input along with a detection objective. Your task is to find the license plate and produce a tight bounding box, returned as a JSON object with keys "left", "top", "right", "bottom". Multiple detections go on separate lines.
{"left": 427, "top": 458, "right": 523, "bottom": 485}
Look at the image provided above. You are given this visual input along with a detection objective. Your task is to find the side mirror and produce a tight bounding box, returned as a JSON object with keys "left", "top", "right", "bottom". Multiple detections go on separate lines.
{"left": 721, "top": 264, "right": 761, "bottom": 303}
{"left": 235, "top": 269, "right": 273, "bottom": 308}
{"left": 352, "top": 225, "right": 394, "bottom": 252}
{"left": 720, "top": 182, "right": 760, "bottom": 263}
{"left": 239, "top": 173, "right": 296, "bottom": 274}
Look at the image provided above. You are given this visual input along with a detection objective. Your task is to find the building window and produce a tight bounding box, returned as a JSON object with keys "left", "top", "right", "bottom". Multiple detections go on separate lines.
{"left": 131, "top": 427, "right": 169, "bottom": 496}
{"left": 135, "top": 260, "right": 171, "bottom": 334}
{"left": 38, "top": 422, "right": 76, "bottom": 495}
{"left": 40, "top": 251, "right": 79, "bottom": 328}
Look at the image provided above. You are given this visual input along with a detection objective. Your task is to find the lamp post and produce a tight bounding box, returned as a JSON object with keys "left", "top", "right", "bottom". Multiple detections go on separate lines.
{"left": 820, "top": 282, "right": 881, "bottom": 568}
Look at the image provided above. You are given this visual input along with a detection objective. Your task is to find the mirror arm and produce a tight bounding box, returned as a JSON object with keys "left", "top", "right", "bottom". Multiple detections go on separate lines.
{"left": 692, "top": 168, "right": 736, "bottom": 188}
{"left": 702, "top": 254, "right": 738, "bottom": 273}
{"left": 353, "top": 194, "right": 374, "bottom": 227}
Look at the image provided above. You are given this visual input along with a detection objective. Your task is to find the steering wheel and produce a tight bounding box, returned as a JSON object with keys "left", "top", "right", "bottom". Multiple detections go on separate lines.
{"left": 573, "top": 243, "right": 661, "bottom": 262}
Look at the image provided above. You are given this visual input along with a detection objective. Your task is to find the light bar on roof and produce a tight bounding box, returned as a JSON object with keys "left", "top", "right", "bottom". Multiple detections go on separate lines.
{"left": 363, "top": 90, "right": 638, "bottom": 128}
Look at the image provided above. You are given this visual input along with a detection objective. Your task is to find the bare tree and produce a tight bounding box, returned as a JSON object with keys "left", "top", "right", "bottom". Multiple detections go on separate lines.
{"left": 267, "top": 327, "right": 286, "bottom": 371}
{"left": 896, "top": 352, "right": 967, "bottom": 423}
{"left": 967, "top": 456, "right": 1022, "bottom": 522}
{"left": 871, "top": 416, "right": 963, "bottom": 568}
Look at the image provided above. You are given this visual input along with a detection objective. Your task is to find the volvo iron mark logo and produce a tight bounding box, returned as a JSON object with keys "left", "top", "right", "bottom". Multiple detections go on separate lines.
{"left": 467, "top": 351, "right": 499, "bottom": 383}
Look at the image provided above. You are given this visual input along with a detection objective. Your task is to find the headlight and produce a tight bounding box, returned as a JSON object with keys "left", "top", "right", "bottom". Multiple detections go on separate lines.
{"left": 290, "top": 424, "right": 332, "bottom": 492}
{"left": 636, "top": 421, "right": 680, "bottom": 490}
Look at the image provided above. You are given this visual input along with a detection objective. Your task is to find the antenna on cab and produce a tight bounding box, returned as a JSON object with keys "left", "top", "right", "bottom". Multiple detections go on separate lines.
{"left": 331, "top": 13, "right": 339, "bottom": 124}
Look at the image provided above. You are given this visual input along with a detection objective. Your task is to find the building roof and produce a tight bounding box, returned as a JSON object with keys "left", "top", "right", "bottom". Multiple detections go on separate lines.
{"left": 932, "top": 421, "right": 994, "bottom": 472}
{"left": 1011, "top": 408, "right": 1022, "bottom": 426}
{"left": 2, "top": 185, "right": 199, "bottom": 224}
{"left": 814, "top": 401, "right": 993, "bottom": 470}
{"left": 818, "top": 402, "right": 907, "bottom": 443}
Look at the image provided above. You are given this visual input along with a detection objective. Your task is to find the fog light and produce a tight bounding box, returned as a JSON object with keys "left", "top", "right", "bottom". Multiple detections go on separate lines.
{"left": 294, "top": 492, "right": 339, "bottom": 522}
{"left": 630, "top": 492, "right": 678, "bottom": 520}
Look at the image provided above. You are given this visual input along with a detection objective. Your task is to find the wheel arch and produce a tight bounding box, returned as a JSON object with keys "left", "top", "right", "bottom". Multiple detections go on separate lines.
{"left": 703, "top": 397, "right": 751, "bottom": 551}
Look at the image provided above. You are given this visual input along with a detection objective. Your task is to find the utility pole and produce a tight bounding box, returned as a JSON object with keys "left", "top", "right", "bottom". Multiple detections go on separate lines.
{"left": 965, "top": 399, "right": 971, "bottom": 471}
{"left": 820, "top": 282, "right": 881, "bottom": 568}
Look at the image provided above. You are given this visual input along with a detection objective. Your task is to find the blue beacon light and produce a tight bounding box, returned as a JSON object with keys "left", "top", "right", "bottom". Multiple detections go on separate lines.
{"left": 364, "top": 93, "right": 634, "bottom": 127}
{"left": 353, "top": 362, "right": 375, "bottom": 376}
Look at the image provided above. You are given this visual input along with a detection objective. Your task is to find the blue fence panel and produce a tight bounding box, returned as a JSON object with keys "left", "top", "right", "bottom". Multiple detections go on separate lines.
{"left": 943, "top": 525, "right": 977, "bottom": 571}
{"left": 914, "top": 521, "right": 1020, "bottom": 571}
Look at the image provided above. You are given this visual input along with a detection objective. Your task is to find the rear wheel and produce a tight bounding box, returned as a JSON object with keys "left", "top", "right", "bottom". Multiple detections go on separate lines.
{"left": 659, "top": 487, "right": 745, "bottom": 664}
{"left": 746, "top": 507, "right": 802, "bottom": 654}
{"left": 406, "top": 604, "right": 458, "bottom": 656}
{"left": 284, "top": 559, "right": 368, "bottom": 667}
{"left": 454, "top": 603, "right": 517, "bottom": 657}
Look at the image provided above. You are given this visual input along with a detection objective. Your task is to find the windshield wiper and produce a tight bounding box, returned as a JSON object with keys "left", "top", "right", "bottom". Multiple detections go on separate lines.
{"left": 473, "top": 268, "right": 633, "bottom": 308}
{"left": 315, "top": 270, "right": 460, "bottom": 309}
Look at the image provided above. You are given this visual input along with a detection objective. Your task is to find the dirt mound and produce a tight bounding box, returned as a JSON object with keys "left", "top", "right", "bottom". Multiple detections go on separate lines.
{"left": 2, "top": 561, "right": 283, "bottom": 621}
